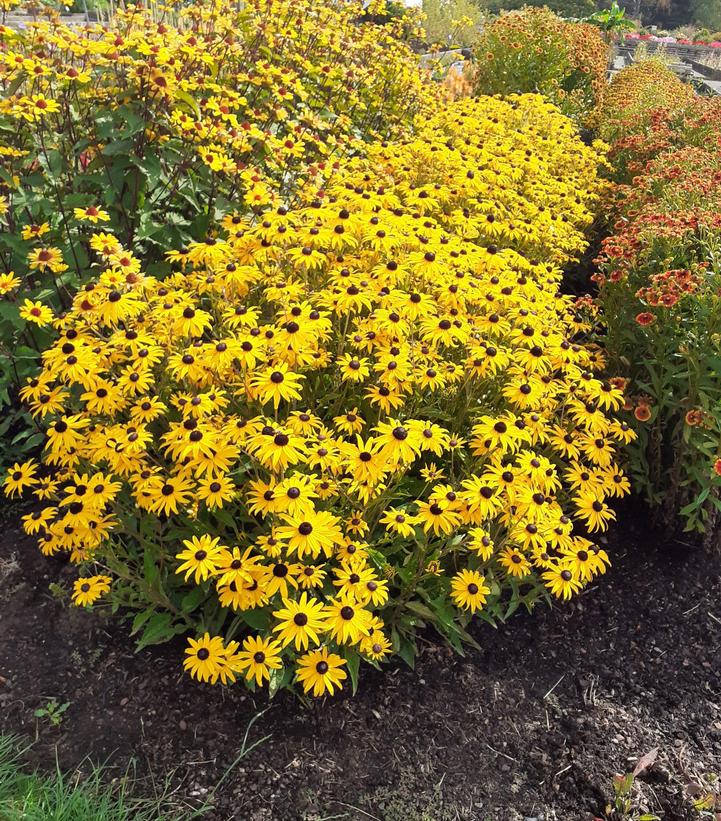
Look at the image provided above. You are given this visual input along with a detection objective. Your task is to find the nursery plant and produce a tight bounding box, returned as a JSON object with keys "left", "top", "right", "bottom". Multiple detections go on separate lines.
{"left": 599, "top": 60, "right": 694, "bottom": 161}
{"left": 0, "top": 0, "right": 437, "bottom": 466}
{"left": 3, "top": 89, "right": 631, "bottom": 697}
{"left": 593, "top": 66, "right": 721, "bottom": 541}
{"left": 471, "top": 6, "right": 609, "bottom": 127}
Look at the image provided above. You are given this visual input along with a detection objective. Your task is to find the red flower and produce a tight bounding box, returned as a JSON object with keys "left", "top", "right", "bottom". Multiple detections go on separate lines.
{"left": 635, "top": 312, "right": 655, "bottom": 326}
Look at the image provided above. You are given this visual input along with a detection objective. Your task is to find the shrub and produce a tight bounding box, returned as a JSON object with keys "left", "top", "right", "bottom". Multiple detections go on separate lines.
{"left": 471, "top": 7, "right": 608, "bottom": 126}
{"left": 3, "top": 93, "right": 629, "bottom": 697}
{"left": 594, "top": 96, "right": 721, "bottom": 542}
{"left": 0, "top": 0, "right": 439, "bottom": 466}
{"left": 483, "top": 0, "right": 597, "bottom": 18}
{"left": 421, "top": 0, "right": 485, "bottom": 48}
{"left": 599, "top": 60, "right": 695, "bottom": 164}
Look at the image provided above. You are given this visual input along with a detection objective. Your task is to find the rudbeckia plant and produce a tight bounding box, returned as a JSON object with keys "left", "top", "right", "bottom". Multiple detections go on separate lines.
{"left": 6, "top": 91, "right": 630, "bottom": 696}
{"left": 0, "top": 0, "right": 438, "bottom": 465}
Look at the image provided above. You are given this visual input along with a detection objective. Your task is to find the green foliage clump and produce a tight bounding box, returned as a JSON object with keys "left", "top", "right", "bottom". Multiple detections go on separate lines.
{"left": 472, "top": 6, "right": 609, "bottom": 125}
{"left": 0, "top": 735, "right": 193, "bottom": 821}
{"left": 422, "top": 0, "right": 485, "bottom": 47}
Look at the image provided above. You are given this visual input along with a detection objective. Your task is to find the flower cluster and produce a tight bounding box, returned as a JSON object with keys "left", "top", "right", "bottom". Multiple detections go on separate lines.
{"left": 4, "top": 93, "right": 628, "bottom": 696}
{"left": 594, "top": 79, "right": 721, "bottom": 542}
{"left": 636, "top": 268, "right": 702, "bottom": 309}
{"left": 0, "top": 0, "right": 438, "bottom": 460}
{"left": 470, "top": 7, "right": 608, "bottom": 127}
{"left": 600, "top": 62, "right": 703, "bottom": 183}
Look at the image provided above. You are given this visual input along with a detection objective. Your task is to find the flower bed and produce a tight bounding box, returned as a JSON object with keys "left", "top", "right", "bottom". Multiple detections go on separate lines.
{"left": 594, "top": 64, "right": 721, "bottom": 540}
{"left": 3, "top": 92, "right": 630, "bottom": 696}
{"left": 0, "top": 0, "right": 438, "bottom": 464}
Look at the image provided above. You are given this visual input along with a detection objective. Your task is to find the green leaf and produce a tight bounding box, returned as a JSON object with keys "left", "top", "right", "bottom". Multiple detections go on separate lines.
{"left": 404, "top": 600, "right": 436, "bottom": 622}
{"left": 132, "top": 154, "right": 163, "bottom": 188}
{"left": 143, "top": 546, "right": 161, "bottom": 586}
{"left": 173, "top": 90, "right": 201, "bottom": 117}
{"left": 119, "top": 108, "right": 147, "bottom": 138}
{"left": 102, "top": 138, "right": 135, "bottom": 157}
{"left": 240, "top": 607, "right": 270, "bottom": 631}
{"left": 4, "top": 73, "right": 26, "bottom": 98}
{"left": 397, "top": 637, "right": 416, "bottom": 670}
{"left": 343, "top": 649, "right": 360, "bottom": 696}
{"left": 181, "top": 587, "right": 206, "bottom": 613}
{"left": 38, "top": 148, "right": 64, "bottom": 176}
{"left": 504, "top": 597, "right": 521, "bottom": 621}
{"left": 268, "top": 664, "right": 290, "bottom": 699}
{"left": 130, "top": 607, "right": 156, "bottom": 636}
{"left": 135, "top": 612, "right": 182, "bottom": 650}
{"left": 0, "top": 302, "right": 24, "bottom": 331}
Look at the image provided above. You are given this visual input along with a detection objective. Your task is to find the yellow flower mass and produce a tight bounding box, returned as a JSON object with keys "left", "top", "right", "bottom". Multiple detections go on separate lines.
{"left": 1, "top": 2, "right": 630, "bottom": 697}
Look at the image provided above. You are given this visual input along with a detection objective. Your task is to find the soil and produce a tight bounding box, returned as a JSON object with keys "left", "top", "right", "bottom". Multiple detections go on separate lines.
{"left": 0, "top": 499, "right": 720, "bottom": 821}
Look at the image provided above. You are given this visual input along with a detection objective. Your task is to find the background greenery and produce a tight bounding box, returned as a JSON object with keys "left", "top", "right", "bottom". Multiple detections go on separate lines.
{"left": 420, "top": 0, "right": 721, "bottom": 37}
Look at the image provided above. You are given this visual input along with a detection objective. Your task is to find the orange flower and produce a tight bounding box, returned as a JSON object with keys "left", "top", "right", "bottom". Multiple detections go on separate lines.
{"left": 635, "top": 312, "right": 655, "bottom": 326}
{"left": 685, "top": 409, "right": 705, "bottom": 427}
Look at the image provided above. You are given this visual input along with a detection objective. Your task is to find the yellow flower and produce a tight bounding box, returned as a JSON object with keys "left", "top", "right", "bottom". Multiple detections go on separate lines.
{"left": 175, "top": 535, "right": 227, "bottom": 583}
{"left": 3, "top": 460, "right": 38, "bottom": 497}
{"left": 0, "top": 272, "right": 21, "bottom": 295}
{"left": 323, "top": 596, "right": 373, "bottom": 645}
{"left": 183, "top": 633, "right": 235, "bottom": 684}
{"left": 19, "top": 299, "right": 54, "bottom": 326}
{"left": 272, "top": 592, "right": 327, "bottom": 650}
{"left": 27, "top": 247, "right": 65, "bottom": 273}
{"left": 450, "top": 569, "right": 490, "bottom": 613}
{"left": 229, "top": 635, "right": 283, "bottom": 686}
{"left": 72, "top": 575, "right": 111, "bottom": 606}
{"left": 74, "top": 206, "right": 111, "bottom": 223}
{"left": 21, "top": 223, "right": 50, "bottom": 241}
{"left": 296, "top": 647, "right": 347, "bottom": 697}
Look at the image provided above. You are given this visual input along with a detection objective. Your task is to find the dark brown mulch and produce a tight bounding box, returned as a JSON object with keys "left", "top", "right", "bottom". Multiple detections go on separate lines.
{"left": 0, "top": 501, "right": 720, "bottom": 821}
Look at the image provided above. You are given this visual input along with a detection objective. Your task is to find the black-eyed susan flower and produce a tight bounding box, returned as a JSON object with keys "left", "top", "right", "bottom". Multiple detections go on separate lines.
{"left": 379, "top": 507, "right": 417, "bottom": 538}
{"left": 574, "top": 490, "right": 616, "bottom": 532}
{"left": 272, "top": 592, "right": 327, "bottom": 650}
{"left": 276, "top": 510, "right": 343, "bottom": 560}
{"left": 197, "top": 475, "right": 237, "bottom": 509}
{"left": 175, "top": 535, "right": 227, "bottom": 583}
{"left": 498, "top": 547, "right": 532, "bottom": 579}
{"left": 324, "top": 596, "right": 373, "bottom": 645}
{"left": 73, "top": 206, "right": 110, "bottom": 224}
{"left": 3, "top": 459, "right": 38, "bottom": 497}
{"left": 296, "top": 647, "right": 347, "bottom": 696}
{"left": 542, "top": 565, "right": 583, "bottom": 600}
{"left": 71, "top": 575, "right": 111, "bottom": 606}
{"left": 0, "top": 272, "right": 21, "bottom": 294}
{"left": 183, "top": 633, "right": 230, "bottom": 684}
{"left": 19, "top": 299, "right": 54, "bottom": 326}
{"left": 450, "top": 569, "right": 490, "bottom": 613}
{"left": 230, "top": 635, "right": 283, "bottom": 686}
{"left": 250, "top": 364, "right": 304, "bottom": 410}
{"left": 27, "top": 247, "right": 64, "bottom": 273}
{"left": 416, "top": 499, "right": 462, "bottom": 536}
